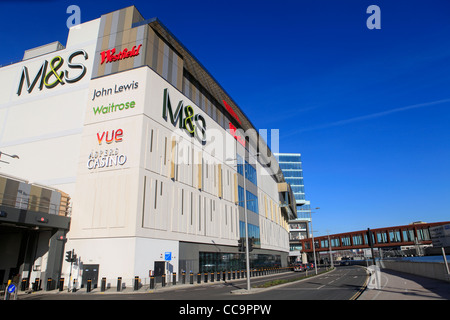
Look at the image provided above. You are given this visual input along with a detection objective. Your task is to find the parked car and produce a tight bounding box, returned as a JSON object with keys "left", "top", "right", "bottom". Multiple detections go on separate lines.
{"left": 293, "top": 263, "right": 304, "bottom": 272}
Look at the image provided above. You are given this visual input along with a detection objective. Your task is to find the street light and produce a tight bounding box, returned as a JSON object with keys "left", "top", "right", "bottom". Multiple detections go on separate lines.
{"left": 0, "top": 151, "right": 20, "bottom": 164}
{"left": 326, "top": 230, "right": 334, "bottom": 269}
{"left": 226, "top": 152, "right": 260, "bottom": 291}
{"left": 310, "top": 207, "right": 320, "bottom": 275}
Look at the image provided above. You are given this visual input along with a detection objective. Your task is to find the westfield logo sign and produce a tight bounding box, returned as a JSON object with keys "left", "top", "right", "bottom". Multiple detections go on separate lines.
{"left": 100, "top": 44, "right": 142, "bottom": 65}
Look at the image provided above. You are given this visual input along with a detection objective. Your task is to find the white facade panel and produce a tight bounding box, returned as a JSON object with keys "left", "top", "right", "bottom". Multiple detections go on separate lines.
{"left": 0, "top": 19, "right": 100, "bottom": 196}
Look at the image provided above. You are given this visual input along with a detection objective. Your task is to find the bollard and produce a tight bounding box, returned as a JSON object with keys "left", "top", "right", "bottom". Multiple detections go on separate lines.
{"left": 87, "top": 279, "right": 92, "bottom": 293}
{"left": 162, "top": 274, "right": 166, "bottom": 287}
{"left": 46, "top": 278, "right": 53, "bottom": 291}
{"left": 101, "top": 277, "right": 106, "bottom": 292}
{"left": 203, "top": 272, "right": 207, "bottom": 283}
{"left": 227, "top": 271, "right": 231, "bottom": 280}
{"left": 182, "top": 272, "right": 186, "bottom": 284}
{"left": 150, "top": 276, "right": 155, "bottom": 289}
{"left": 216, "top": 272, "right": 220, "bottom": 282}
{"left": 117, "top": 277, "right": 122, "bottom": 292}
{"left": 173, "top": 273, "right": 177, "bottom": 286}
{"left": 222, "top": 271, "right": 226, "bottom": 282}
{"left": 33, "top": 278, "right": 40, "bottom": 291}
{"left": 210, "top": 272, "right": 214, "bottom": 282}
{"left": 21, "top": 279, "right": 27, "bottom": 291}
{"left": 197, "top": 273, "right": 201, "bottom": 284}
{"left": 134, "top": 276, "right": 139, "bottom": 290}
{"left": 190, "top": 272, "right": 194, "bottom": 284}
{"left": 59, "top": 278, "right": 64, "bottom": 291}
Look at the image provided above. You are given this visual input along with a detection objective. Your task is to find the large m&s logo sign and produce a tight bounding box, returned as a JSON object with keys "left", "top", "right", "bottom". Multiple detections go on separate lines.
{"left": 16, "top": 50, "right": 88, "bottom": 96}
{"left": 162, "top": 88, "right": 207, "bottom": 143}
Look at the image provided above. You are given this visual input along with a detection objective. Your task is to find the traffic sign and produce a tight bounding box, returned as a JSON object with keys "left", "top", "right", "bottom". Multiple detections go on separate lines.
{"left": 7, "top": 284, "right": 16, "bottom": 293}
{"left": 164, "top": 252, "right": 172, "bottom": 261}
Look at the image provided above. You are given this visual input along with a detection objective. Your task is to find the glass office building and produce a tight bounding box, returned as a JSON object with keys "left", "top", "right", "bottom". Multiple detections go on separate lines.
{"left": 274, "top": 153, "right": 311, "bottom": 263}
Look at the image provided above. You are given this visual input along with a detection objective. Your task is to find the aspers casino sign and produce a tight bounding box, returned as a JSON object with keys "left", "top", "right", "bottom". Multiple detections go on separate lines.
{"left": 16, "top": 50, "right": 89, "bottom": 96}
{"left": 87, "top": 128, "right": 127, "bottom": 170}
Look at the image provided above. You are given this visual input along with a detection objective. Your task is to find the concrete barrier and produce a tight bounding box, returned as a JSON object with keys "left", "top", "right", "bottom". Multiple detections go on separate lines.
{"left": 380, "top": 259, "right": 450, "bottom": 282}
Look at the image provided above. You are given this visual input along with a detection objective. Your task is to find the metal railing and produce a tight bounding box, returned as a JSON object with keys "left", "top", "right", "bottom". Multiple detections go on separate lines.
{"left": 0, "top": 192, "right": 70, "bottom": 217}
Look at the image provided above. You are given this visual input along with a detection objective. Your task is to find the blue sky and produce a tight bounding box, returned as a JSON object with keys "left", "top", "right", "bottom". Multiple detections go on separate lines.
{"left": 1, "top": 0, "right": 449, "bottom": 235}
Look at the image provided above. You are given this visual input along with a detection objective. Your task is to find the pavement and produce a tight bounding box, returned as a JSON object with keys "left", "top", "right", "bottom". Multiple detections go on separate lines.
{"left": 5, "top": 267, "right": 450, "bottom": 300}
{"left": 358, "top": 267, "right": 450, "bottom": 300}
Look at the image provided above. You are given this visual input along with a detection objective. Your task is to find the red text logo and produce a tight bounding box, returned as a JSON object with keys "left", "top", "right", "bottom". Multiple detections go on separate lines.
{"left": 223, "top": 100, "right": 241, "bottom": 125}
{"left": 229, "top": 123, "right": 245, "bottom": 146}
{"left": 97, "top": 129, "right": 123, "bottom": 145}
{"left": 100, "top": 44, "right": 142, "bottom": 65}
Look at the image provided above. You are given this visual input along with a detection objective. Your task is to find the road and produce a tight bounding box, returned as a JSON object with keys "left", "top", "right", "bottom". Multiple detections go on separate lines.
{"left": 244, "top": 265, "right": 368, "bottom": 300}
{"left": 18, "top": 266, "right": 368, "bottom": 301}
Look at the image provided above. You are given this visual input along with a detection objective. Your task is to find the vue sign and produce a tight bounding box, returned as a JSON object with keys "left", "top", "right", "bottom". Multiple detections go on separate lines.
{"left": 97, "top": 129, "right": 123, "bottom": 145}
{"left": 16, "top": 50, "right": 88, "bottom": 96}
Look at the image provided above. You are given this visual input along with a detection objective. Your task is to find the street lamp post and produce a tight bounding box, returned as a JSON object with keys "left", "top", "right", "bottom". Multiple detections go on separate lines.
{"left": 227, "top": 154, "right": 258, "bottom": 291}
{"left": 243, "top": 164, "right": 251, "bottom": 291}
{"left": 0, "top": 151, "right": 19, "bottom": 164}
{"left": 310, "top": 207, "right": 320, "bottom": 275}
{"left": 327, "top": 230, "right": 334, "bottom": 268}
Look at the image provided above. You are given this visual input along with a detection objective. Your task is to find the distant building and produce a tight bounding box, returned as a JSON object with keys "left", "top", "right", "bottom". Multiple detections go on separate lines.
{"left": 274, "top": 153, "right": 311, "bottom": 263}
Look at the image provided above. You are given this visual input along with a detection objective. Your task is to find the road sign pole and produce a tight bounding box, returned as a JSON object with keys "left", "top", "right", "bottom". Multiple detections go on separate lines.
{"left": 243, "top": 171, "right": 251, "bottom": 291}
{"left": 442, "top": 247, "right": 450, "bottom": 276}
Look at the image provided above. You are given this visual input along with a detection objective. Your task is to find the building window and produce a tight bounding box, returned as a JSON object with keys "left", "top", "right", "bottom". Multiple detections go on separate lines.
{"left": 290, "top": 232, "right": 301, "bottom": 241}
{"left": 237, "top": 187, "right": 258, "bottom": 213}
{"left": 246, "top": 191, "right": 258, "bottom": 213}
{"left": 341, "top": 236, "right": 351, "bottom": 247}
{"left": 403, "top": 229, "right": 414, "bottom": 242}
{"left": 389, "top": 230, "right": 401, "bottom": 242}
{"left": 352, "top": 234, "right": 363, "bottom": 245}
{"left": 290, "top": 245, "right": 302, "bottom": 251}
{"left": 244, "top": 161, "right": 257, "bottom": 186}
{"left": 239, "top": 221, "right": 260, "bottom": 245}
{"left": 331, "top": 238, "right": 340, "bottom": 247}
{"left": 376, "top": 231, "right": 388, "bottom": 243}
{"left": 417, "top": 228, "right": 430, "bottom": 241}
{"left": 199, "top": 252, "right": 280, "bottom": 273}
{"left": 236, "top": 154, "right": 243, "bottom": 175}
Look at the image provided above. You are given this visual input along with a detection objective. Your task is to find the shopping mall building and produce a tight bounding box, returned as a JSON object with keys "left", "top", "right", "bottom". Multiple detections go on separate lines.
{"left": 0, "top": 6, "right": 296, "bottom": 288}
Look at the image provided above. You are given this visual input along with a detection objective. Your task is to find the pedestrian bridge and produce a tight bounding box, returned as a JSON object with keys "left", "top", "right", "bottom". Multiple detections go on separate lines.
{"left": 299, "top": 221, "right": 449, "bottom": 253}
